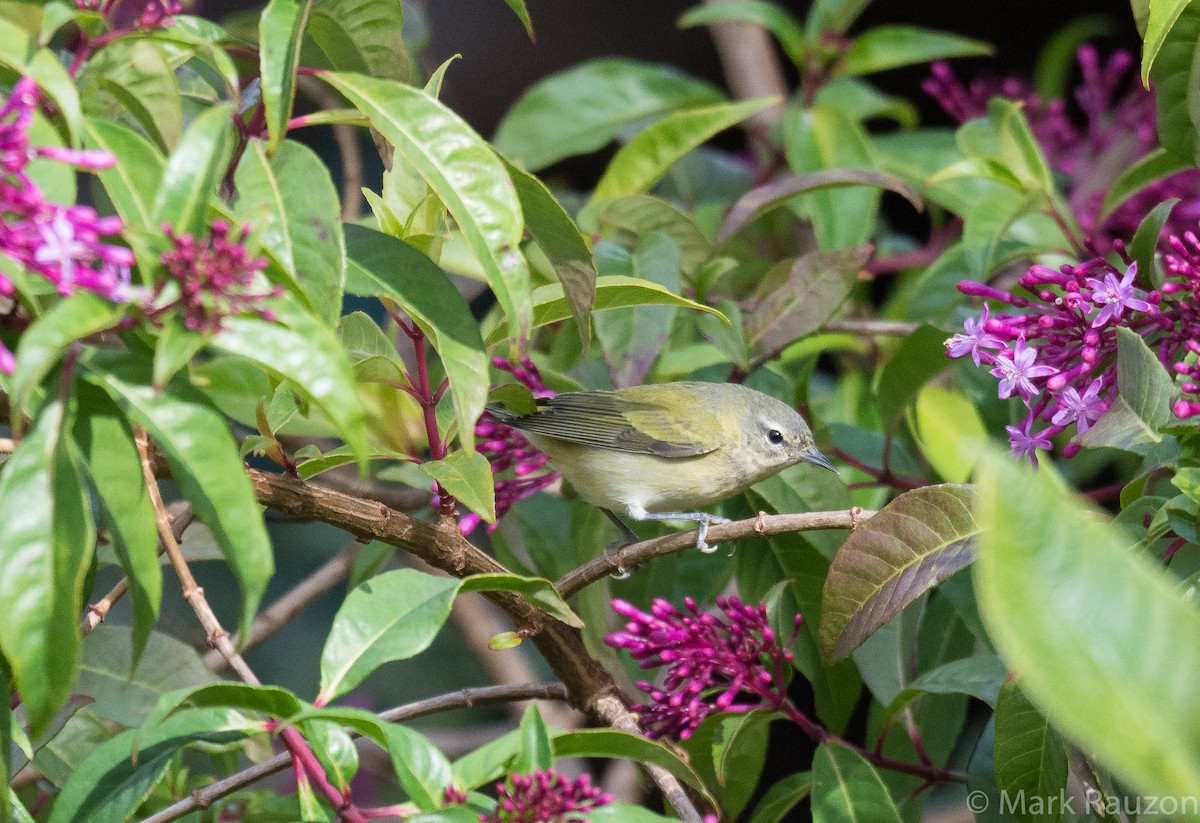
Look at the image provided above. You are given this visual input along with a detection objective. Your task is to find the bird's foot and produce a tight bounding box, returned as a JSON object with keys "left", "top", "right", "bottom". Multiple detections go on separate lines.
{"left": 695, "top": 515, "right": 731, "bottom": 554}
{"left": 603, "top": 538, "right": 636, "bottom": 579}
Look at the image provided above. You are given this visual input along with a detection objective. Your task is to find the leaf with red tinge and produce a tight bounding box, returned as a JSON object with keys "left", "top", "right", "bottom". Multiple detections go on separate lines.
{"left": 820, "top": 484, "right": 979, "bottom": 662}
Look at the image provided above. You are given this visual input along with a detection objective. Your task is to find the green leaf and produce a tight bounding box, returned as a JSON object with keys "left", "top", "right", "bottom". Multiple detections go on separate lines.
{"left": 460, "top": 573, "right": 584, "bottom": 628}
{"left": 678, "top": 1, "right": 805, "bottom": 65}
{"left": 992, "top": 98, "right": 1054, "bottom": 193}
{"left": 910, "top": 385, "right": 988, "bottom": 483}
{"left": 821, "top": 484, "right": 979, "bottom": 662}
{"left": 1129, "top": 197, "right": 1179, "bottom": 288}
{"left": 221, "top": 167, "right": 342, "bottom": 312}
{"left": 484, "top": 274, "right": 727, "bottom": 348}
{"left": 503, "top": 158, "right": 597, "bottom": 352}
{"left": 804, "top": 0, "right": 872, "bottom": 38}
{"left": 152, "top": 323, "right": 208, "bottom": 389}
{"left": 139, "top": 684, "right": 299, "bottom": 748}
{"left": 502, "top": 0, "right": 534, "bottom": 39}
{"left": 843, "top": 25, "right": 991, "bottom": 75}
{"left": 874, "top": 324, "right": 952, "bottom": 429}
{"left": 514, "top": 704, "right": 554, "bottom": 774}
{"left": 810, "top": 740, "right": 904, "bottom": 823}
{"left": 1142, "top": 0, "right": 1192, "bottom": 86}
{"left": 344, "top": 223, "right": 488, "bottom": 450}
{"left": 1099, "top": 147, "right": 1189, "bottom": 218}
{"left": 83, "top": 118, "right": 165, "bottom": 230}
{"left": 552, "top": 729, "right": 715, "bottom": 803}
{"left": 152, "top": 102, "right": 233, "bottom": 238}
{"left": 0, "top": 17, "right": 82, "bottom": 142}
{"left": 1150, "top": 5, "right": 1200, "bottom": 165}
{"left": 747, "top": 771, "right": 812, "bottom": 823}
{"left": 974, "top": 450, "right": 1200, "bottom": 802}
{"left": 717, "top": 169, "right": 921, "bottom": 245}
{"left": 746, "top": 246, "right": 871, "bottom": 359}
{"left": 419, "top": 449, "right": 496, "bottom": 524}
{"left": 287, "top": 705, "right": 451, "bottom": 810}
{"left": 86, "top": 39, "right": 182, "bottom": 153}
{"left": 993, "top": 679, "right": 1068, "bottom": 823}
{"left": 11, "top": 292, "right": 123, "bottom": 420}
{"left": 591, "top": 98, "right": 776, "bottom": 204}
{"left": 0, "top": 400, "right": 93, "bottom": 737}
{"left": 493, "top": 59, "right": 726, "bottom": 171}
{"left": 597, "top": 194, "right": 711, "bottom": 279}
{"left": 47, "top": 709, "right": 256, "bottom": 823}
{"left": 259, "top": 0, "right": 310, "bottom": 153}
{"left": 73, "top": 388, "right": 161, "bottom": 669}
{"left": 593, "top": 231, "right": 682, "bottom": 386}
{"left": 877, "top": 654, "right": 1008, "bottom": 733}
{"left": 1078, "top": 326, "right": 1175, "bottom": 451}
{"left": 317, "top": 569, "right": 461, "bottom": 703}
{"left": 84, "top": 353, "right": 273, "bottom": 641}
{"left": 306, "top": 0, "right": 409, "bottom": 82}
{"left": 712, "top": 711, "right": 773, "bottom": 818}
{"left": 212, "top": 305, "right": 369, "bottom": 464}
{"left": 323, "top": 72, "right": 531, "bottom": 355}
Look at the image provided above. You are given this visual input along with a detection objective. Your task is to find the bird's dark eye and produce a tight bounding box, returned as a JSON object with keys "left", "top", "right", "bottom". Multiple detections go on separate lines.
{"left": 767, "top": 429, "right": 784, "bottom": 445}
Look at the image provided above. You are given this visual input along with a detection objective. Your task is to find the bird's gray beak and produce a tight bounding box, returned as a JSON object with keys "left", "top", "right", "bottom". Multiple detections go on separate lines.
{"left": 802, "top": 446, "right": 838, "bottom": 474}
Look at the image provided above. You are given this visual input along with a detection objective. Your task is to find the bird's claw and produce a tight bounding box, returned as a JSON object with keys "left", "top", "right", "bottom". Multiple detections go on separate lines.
{"left": 695, "top": 515, "right": 731, "bottom": 554}
{"left": 604, "top": 538, "right": 636, "bottom": 579}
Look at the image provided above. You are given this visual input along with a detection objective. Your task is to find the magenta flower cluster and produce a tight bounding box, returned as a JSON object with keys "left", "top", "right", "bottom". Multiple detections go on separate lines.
{"left": 75, "top": 0, "right": 183, "bottom": 30}
{"left": 604, "top": 596, "right": 798, "bottom": 740}
{"left": 0, "top": 78, "right": 135, "bottom": 372}
{"left": 925, "top": 46, "right": 1200, "bottom": 252}
{"left": 146, "top": 220, "right": 277, "bottom": 334}
{"left": 461, "top": 356, "right": 559, "bottom": 534}
{"left": 947, "top": 236, "right": 1200, "bottom": 462}
{"left": 479, "top": 769, "right": 611, "bottom": 823}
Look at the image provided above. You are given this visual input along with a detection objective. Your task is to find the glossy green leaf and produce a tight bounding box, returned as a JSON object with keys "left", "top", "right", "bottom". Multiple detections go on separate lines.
{"left": 84, "top": 353, "right": 273, "bottom": 641}
{"left": 152, "top": 323, "right": 208, "bottom": 389}
{"left": 874, "top": 324, "right": 953, "bottom": 428}
{"left": 552, "top": 729, "right": 715, "bottom": 803}
{"left": 503, "top": 158, "right": 597, "bottom": 352}
{"left": 748, "top": 771, "right": 812, "bottom": 823}
{"left": 86, "top": 39, "right": 182, "bottom": 153}
{"left": 307, "top": 0, "right": 409, "bottom": 82}
{"left": 597, "top": 194, "right": 711, "bottom": 278}
{"left": 344, "top": 223, "right": 488, "bottom": 450}
{"left": 213, "top": 305, "right": 369, "bottom": 463}
{"left": 259, "top": 0, "right": 309, "bottom": 153}
{"left": 1099, "top": 147, "right": 1189, "bottom": 218}
{"left": 73, "top": 389, "right": 161, "bottom": 670}
{"left": 805, "top": 0, "right": 872, "bottom": 37}
{"left": 83, "top": 118, "right": 165, "bottom": 230}
{"left": 323, "top": 72, "right": 530, "bottom": 355}
{"left": 0, "top": 17, "right": 82, "bottom": 142}
{"left": 11, "top": 291, "right": 124, "bottom": 420}
{"left": 589, "top": 805, "right": 682, "bottom": 823}
{"left": 139, "top": 684, "right": 298, "bottom": 750}
{"left": 152, "top": 102, "right": 233, "bottom": 238}
{"left": 712, "top": 711, "right": 773, "bottom": 818}
{"left": 1129, "top": 197, "right": 1179, "bottom": 288}
{"left": 287, "top": 705, "right": 452, "bottom": 809}
{"left": 878, "top": 654, "right": 1007, "bottom": 733}
{"left": 317, "top": 569, "right": 461, "bottom": 703}
{"left": 717, "top": 169, "right": 921, "bottom": 245}
{"left": 593, "top": 231, "right": 681, "bottom": 386}
{"left": 419, "top": 449, "right": 496, "bottom": 523}
{"left": 810, "top": 740, "right": 904, "bottom": 823}
{"left": 910, "top": 385, "right": 988, "bottom": 483}
{"left": 493, "top": 59, "right": 726, "bottom": 171}
{"left": 302, "top": 719, "right": 360, "bottom": 792}
{"left": 993, "top": 679, "right": 1068, "bottom": 823}
{"left": 338, "top": 310, "right": 406, "bottom": 383}
{"left": 484, "top": 275, "right": 727, "bottom": 347}
{"left": 1078, "top": 327, "right": 1175, "bottom": 451}
{"left": 843, "top": 25, "right": 991, "bottom": 75}
{"left": 514, "top": 704, "right": 554, "bottom": 774}
{"left": 974, "top": 450, "right": 1200, "bottom": 803}
{"left": 821, "top": 484, "right": 979, "bottom": 661}
{"left": 678, "top": 1, "right": 805, "bottom": 64}
{"left": 47, "top": 709, "right": 257, "bottom": 823}
{"left": 1150, "top": 5, "right": 1200, "bottom": 165}
{"left": 460, "top": 573, "right": 584, "bottom": 628}
{"left": 1142, "top": 0, "right": 1192, "bottom": 86}
{"left": 591, "top": 97, "right": 776, "bottom": 203}
{"left": 502, "top": 0, "right": 534, "bottom": 38}
{"left": 0, "top": 400, "right": 92, "bottom": 737}
{"left": 993, "top": 99, "right": 1054, "bottom": 193}
{"left": 746, "top": 246, "right": 871, "bottom": 359}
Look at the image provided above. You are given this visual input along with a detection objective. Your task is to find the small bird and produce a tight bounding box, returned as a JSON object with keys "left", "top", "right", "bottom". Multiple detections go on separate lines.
{"left": 487, "top": 381, "right": 837, "bottom": 552}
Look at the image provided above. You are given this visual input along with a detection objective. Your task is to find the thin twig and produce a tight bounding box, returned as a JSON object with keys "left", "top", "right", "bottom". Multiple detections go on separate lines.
{"left": 204, "top": 541, "right": 360, "bottom": 670}
{"left": 556, "top": 508, "right": 875, "bottom": 599}
{"left": 819, "top": 319, "right": 921, "bottom": 337}
{"left": 136, "top": 683, "right": 571, "bottom": 823}
{"left": 699, "top": 0, "right": 789, "bottom": 135}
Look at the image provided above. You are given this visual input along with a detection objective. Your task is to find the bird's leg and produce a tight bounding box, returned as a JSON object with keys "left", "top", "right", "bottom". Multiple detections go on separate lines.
{"left": 601, "top": 508, "right": 640, "bottom": 578}
{"left": 633, "top": 511, "right": 731, "bottom": 553}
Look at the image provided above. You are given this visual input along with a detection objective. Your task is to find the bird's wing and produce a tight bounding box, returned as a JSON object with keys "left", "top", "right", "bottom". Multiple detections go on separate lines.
{"left": 489, "top": 391, "right": 721, "bottom": 457}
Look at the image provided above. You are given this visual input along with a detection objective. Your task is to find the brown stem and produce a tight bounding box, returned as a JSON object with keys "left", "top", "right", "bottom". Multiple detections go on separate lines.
{"left": 556, "top": 508, "right": 875, "bottom": 598}
{"left": 699, "top": 0, "right": 789, "bottom": 139}
{"left": 818, "top": 319, "right": 921, "bottom": 337}
{"left": 135, "top": 683, "right": 571, "bottom": 823}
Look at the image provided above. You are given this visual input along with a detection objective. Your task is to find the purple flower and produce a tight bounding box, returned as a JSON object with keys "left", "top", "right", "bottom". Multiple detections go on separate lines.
{"left": 145, "top": 220, "right": 277, "bottom": 333}
{"left": 481, "top": 769, "right": 610, "bottom": 823}
{"left": 1050, "top": 378, "right": 1106, "bottom": 433}
{"left": 604, "top": 597, "right": 797, "bottom": 740}
{"left": 1007, "top": 419, "right": 1054, "bottom": 467}
{"left": 989, "top": 338, "right": 1058, "bottom": 401}
{"left": 945, "top": 304, "right": 1005, "bottom": 365}
{"left": 460, "top": 356, "right": 560, "bottom": 534}
{"left": 1085, "top": 264, "right": 1152, "bottom": 327}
